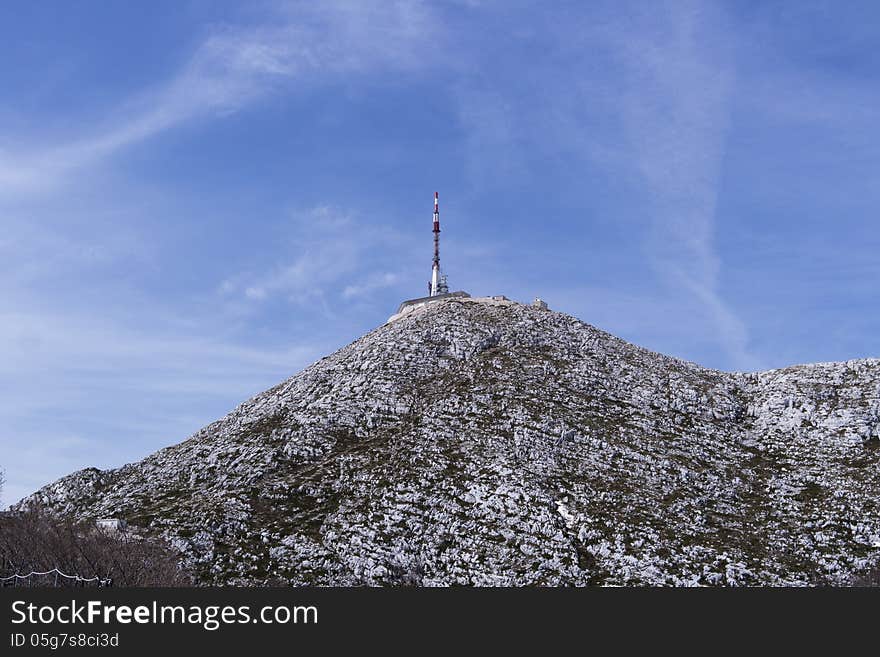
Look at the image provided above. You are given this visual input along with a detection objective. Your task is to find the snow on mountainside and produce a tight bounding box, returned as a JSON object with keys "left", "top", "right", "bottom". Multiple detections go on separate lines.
{"left": 17, "top": 297, "right": 880, "bottom": 585}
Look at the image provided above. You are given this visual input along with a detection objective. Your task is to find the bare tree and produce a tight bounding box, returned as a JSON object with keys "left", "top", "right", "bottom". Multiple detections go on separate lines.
{"left": 0, "top": 508, "right": 191, "bottom": 587}
{"left": 852, "top": 566, "right": 880, "bottom": 587}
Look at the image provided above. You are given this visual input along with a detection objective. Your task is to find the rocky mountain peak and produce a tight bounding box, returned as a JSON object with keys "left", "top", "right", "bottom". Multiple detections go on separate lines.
{"left": 18, "top": 297, "right": 880, "bottom": 585}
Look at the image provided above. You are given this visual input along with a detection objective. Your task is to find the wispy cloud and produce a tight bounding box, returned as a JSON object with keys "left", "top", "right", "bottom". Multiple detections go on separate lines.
{"left": 0, "top": 1, "right": 433, "bottom": 195}
{"left": 219, "top": 206, "right": 410, "bottom": 312}
{"left": 343, "top": 272, "right": 400, "bottom": 299}
{"left": 604, "top": 2, "right": 759, "bottom": 369}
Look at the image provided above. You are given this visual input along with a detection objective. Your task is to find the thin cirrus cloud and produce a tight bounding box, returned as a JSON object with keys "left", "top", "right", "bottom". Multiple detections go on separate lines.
{"left": 0, "top": 1, "right": 434, "bottom": 196}
{"left": 343, "top": 273, "right": 401, "bottom": 300}
{"left": 612, "top": 3, "right": 759, "bottom": 369}
{"left": 219, "top": 206, "right": 411, "bottom": 308}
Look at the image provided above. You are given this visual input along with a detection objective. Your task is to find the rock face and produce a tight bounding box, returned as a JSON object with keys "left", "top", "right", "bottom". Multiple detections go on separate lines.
{"left": 17, "top": 297, "right": 880, "bottom": 585}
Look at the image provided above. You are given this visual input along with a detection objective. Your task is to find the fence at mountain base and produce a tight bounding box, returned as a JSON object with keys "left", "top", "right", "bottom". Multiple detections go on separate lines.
{"left": 0, "top": 567, "right": 112, "bottom": 587}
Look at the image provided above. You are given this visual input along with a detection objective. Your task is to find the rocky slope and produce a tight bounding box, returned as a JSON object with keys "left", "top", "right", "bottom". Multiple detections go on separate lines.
{"left": 17, "top": 297, "right": 880, "bottom": 585}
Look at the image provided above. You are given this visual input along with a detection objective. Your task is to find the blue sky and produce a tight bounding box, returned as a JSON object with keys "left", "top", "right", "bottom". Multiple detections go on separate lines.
{"left": 2, "top": 0, "right": 878, "bottom": 504}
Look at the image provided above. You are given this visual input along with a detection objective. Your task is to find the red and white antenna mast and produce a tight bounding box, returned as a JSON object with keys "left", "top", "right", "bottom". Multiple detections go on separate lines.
{"left": 429, "top": 192, "right": 446, "bottom": 297}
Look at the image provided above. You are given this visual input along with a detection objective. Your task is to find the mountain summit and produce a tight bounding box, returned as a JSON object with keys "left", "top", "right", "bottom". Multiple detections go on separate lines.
{"left": 19, "top": 296, "right": 880, "bottom": 585}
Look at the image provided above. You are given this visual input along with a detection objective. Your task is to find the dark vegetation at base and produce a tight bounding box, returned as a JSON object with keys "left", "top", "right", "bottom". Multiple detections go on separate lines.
{"left": 851, "top": 566, "right": 880, "bottom": 587}
{"left": 0, "top": 509, "right": 190, "bottom": 587}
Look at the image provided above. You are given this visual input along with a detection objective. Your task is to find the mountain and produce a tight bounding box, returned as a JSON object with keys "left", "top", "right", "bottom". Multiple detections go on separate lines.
{"left": 17, "top": 296, "right": 880, "bottom": 585}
